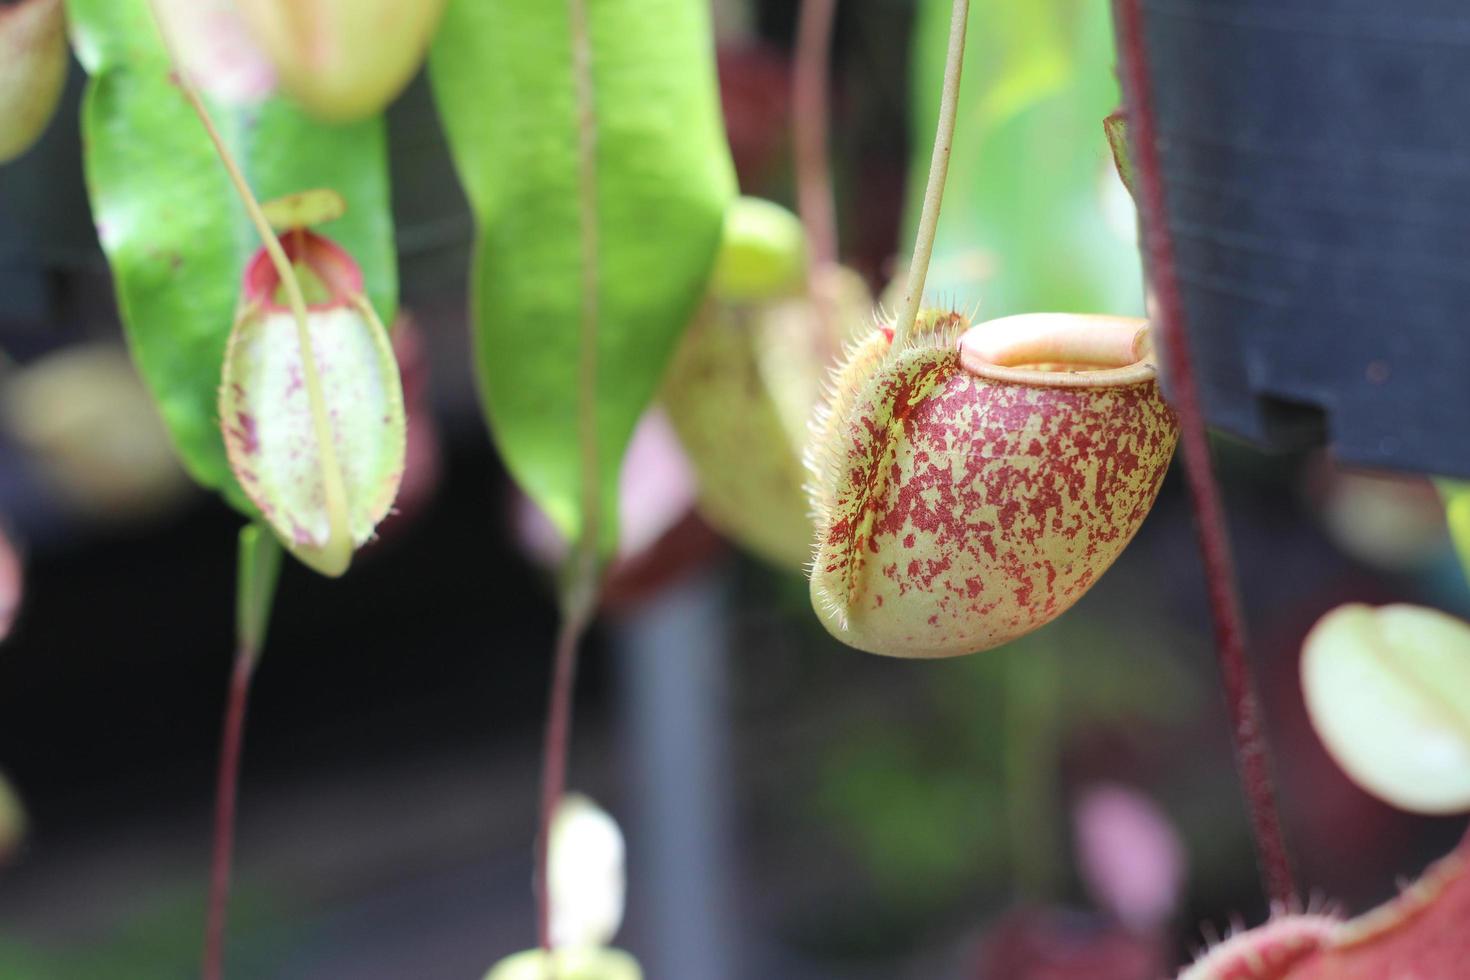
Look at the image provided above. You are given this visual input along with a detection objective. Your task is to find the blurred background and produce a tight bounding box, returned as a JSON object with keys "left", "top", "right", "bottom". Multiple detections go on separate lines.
{"left": 2, "top": 0, "right": 1469, "bottom": 977}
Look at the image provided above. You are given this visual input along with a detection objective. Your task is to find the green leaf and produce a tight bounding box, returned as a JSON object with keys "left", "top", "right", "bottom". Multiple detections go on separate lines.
{"left": 429, "top": 0, "right": 735, "bottom": 557}
{"left": 904, "top": 0, "right": 1140, "bottom": 317}
{"left": 69, "top": 0, "right": 397, "bottom": 513}
{"left": 1436, "top": 479, "right": 1470, "bottom": 586}
{"left": 1301, "top": 603, "right": 1470, "bottom": 814}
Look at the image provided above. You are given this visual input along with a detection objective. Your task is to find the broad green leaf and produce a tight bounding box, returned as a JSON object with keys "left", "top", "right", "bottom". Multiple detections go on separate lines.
{"left": 430, "top": 0, "right": 735, "bottom": 557}
{"left": 903, "top": 0, "right": 1140, "bottom": 317}
{"left": 1436, "top": 479, "right": 1470, "bottom": 585}
{"left": 1301, "top": 603, "right": 1470, "bottom": 814}
{"left": 70, "top": 0, "right": 396, "bottom": 513}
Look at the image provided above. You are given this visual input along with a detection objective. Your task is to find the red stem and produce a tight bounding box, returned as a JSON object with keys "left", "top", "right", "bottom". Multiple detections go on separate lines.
{"left": 1112, "top": 0, "right": 1298, "bottom": 909}
{"left": 535, "top": 610, "right": 591, "bottom": 950}
{"left": 793, "top": 0, "right": 840, "bottom": 355}
{"left": 202, "top": 649, "right": 255, "bottom": 980}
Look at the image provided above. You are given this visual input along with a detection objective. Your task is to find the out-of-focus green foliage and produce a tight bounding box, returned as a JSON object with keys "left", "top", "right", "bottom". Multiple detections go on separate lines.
{"left": 430, "top": 0, "right": 735, "bottom": 560}
{"left": 903, "top": 0, "right": 1140, "bottom": 317}
{"left": 70, "top": 0, "right": 396, "bottom": 513}
{"left": 0, "top": 884, "right": 282, "bottom": 979}
{"left": 816, "top": 613, "right": 1199, "bottom": 917}
{"left": 1438, "top": 480, "right": 1470, "bottom": 585}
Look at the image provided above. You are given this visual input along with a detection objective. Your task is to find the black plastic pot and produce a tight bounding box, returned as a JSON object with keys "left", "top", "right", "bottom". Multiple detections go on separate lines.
{"left": 1133, "top": 0, "right": 1470, "bottom": 478}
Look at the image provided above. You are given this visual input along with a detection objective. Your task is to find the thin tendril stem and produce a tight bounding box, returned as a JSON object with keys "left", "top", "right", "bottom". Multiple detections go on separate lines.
{"left": 201, "top": 524, "right": 279, "bottom": 980}
{"left": 894, "top": 0, "right": 969, "bottom": 350}
{"left": 147, "top": 1, "right": 351, "bottom": 568}
{"left": 793, "top": 0, "right": 840, "bottom": 356}
{"left": 1112, "top": 0, "right": 1297, "bottom": 909}
{"left": 534, "top": 602, "right": 594, "bottom": 953}
{"left": 201, "top": 649, "right": 253, "bottom": 980}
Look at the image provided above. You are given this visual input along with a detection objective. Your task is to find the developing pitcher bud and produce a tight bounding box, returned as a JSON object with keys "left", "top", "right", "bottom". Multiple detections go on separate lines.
{"left": 220, "top": 230, "right": 406, "bottom": 577}
{"left": 234, "top": 0, "right": 448, "bottom": 122}
{"left": 808, "top": 311, "right": 1179, "bottom": 657}
{"left": 663, "top": 196, "right": 876, "bottom": 569}
{"left": 664, "top": 267, "right": 871, "bottom": 570}
{"left": 0, "top": 0, "right": 67, "bottom": 163}
{"left": 484, "top": 948, "right": 642, "bottom": 980}
{"left": 709, "top": 196, "right": 808, "bottom": 302}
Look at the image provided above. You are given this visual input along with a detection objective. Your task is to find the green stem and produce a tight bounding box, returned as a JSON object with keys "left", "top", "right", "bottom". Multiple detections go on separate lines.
{"left": 147, "top": 2, "right": 353, "bottom": 573}
{"left": 893, "top": 0, "right": 969, "bottom": 350}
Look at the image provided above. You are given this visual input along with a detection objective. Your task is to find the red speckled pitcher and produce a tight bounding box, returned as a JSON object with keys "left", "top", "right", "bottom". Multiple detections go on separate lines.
{"left": 809, "top": 311, "right": 1179, "bottom": 658}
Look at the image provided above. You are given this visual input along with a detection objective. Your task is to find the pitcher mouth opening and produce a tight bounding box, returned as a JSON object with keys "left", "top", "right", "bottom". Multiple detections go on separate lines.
{"left": 958, "top": 313, "right": 1158, "bottom": 388}
{"left": 243, "top": 229, "right": 364, "bottom": 312}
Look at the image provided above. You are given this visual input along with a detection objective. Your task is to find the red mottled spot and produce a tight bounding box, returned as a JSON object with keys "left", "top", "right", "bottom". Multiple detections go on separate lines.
{"left": 903, "top": 533, "right": 916, "bottom": 548}
{"left": 230, "top": 412, "right": 259, "bottom": 454}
